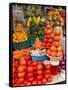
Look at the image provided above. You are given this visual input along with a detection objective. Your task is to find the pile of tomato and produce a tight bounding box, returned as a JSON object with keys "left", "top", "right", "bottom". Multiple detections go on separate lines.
{"left": 12, "top": 55, "right": 52, "bottom": 87}
{"left": 43, "top": 24, "right": 53, "bottom": 49}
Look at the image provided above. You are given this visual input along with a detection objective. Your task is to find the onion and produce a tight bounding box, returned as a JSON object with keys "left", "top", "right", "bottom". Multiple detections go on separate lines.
{"left": 61, "top": 65, "right": 65, "bottom": 70}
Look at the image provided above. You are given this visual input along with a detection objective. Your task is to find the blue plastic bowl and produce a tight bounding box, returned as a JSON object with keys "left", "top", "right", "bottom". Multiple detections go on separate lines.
{"left": 31, "top": 54, "right": 49, "bottom": 61}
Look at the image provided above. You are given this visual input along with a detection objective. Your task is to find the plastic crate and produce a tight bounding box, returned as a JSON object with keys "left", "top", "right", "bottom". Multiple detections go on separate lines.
{"left": 13, "top": 39, "right": 30, "bottom": 50}
{"left": 29, "top": 37, "right": 44, "bottom": 46}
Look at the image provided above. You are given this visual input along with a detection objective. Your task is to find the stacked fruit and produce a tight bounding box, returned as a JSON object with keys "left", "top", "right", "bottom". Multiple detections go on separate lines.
{"left": 44, "top": 64, "right": 52, "bottom": 82}
{"left": 46, "top": 29, "right": 63, "bottom": 57}
{"left": 12, "top": 60, "right": 19, "bottom": 86}
{"left": 12, "top": 54, "right": 52, "bottom": 86}
{"left": 13, "top": 23, "right": 28, "bottom": 43}
{"left": 16, "top": 23, "right": 24, "bottom": 32}
{"left": 43, "top": 24, "right": 53, "bottom": 49}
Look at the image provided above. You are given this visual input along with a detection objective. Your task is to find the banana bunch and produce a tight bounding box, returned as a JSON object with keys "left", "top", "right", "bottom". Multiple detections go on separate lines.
{"left": 27, "top": 16, "right": 41, "bottom": 27}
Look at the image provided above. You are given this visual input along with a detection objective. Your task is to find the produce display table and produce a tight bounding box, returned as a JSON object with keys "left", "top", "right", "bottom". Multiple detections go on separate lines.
{"left": 46, "top": 73, "right": 65, "bottom": 84}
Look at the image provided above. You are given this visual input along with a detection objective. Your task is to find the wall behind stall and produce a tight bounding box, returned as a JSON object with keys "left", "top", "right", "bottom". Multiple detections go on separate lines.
{"left": 0, "top": 0, "right": 68, "bottom": 90}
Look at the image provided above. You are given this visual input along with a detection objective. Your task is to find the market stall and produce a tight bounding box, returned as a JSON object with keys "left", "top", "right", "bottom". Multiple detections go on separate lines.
{"left": 9, "top": 3, "right": 66, "bottom": 87}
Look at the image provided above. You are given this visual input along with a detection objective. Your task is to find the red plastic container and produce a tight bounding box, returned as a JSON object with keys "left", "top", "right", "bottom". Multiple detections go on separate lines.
{"left": 50, "top": 61, "right": 60, "bottom": 75}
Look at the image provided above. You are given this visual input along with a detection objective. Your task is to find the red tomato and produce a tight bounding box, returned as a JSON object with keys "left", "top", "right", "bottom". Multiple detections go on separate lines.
{"left": 48, "top": 38, "right": 52, "bottom": 43}
{"left": 19, "top": 83, "right": 25, "bottom": 86}
{"left": 25, "top": 57, "right": 29, "bottom": 60}
{"left": 27, "top": 66, "right": 33, "bottom": 72}
{"left": 37, "top": 64, "right": 43, "bottom": 70}
{"left": 12, "top": 73, "right": 17, "bottom": 79}
{"left": 46, "top": 64, "right": 51, "bottom": 69}
{"left": 27, "top": 61, "right": 31, "bottom": 66}
{"left": 37, "top": 75, "right": 43, "bottom": 80}
{"left": 33, "top": 66, "right": 37, "bottom": 71}
{"left": 25, "top": 55, "right": 31, "bottom": 60}
{"left": 32, "top": 80, "right": 37, "bottom": 85}
{"left": 12, "top": 78, "right": 17, "bottom": 85}
{"left": 54, "top": 29, "right": 61, "bottom": 36}
{"left": 28, "top": 77, "right": 34, "bottom": 82}
{"left": 12, "top": 61, "right": 15, "bottom": 67}
{"left": 18, "top": 78, "right": 25, "bottom": 83}
{"left": 27, "top": 73, "right": 34, "bottom": 78}
{"left": 32, "top": 61, "right": 38, "bottom": 66}
{"left": 24, "top": 80, "right": 27, "bottom": 85}
{"left": 12, "top": 67, "right": 16, "bottom": 74}
{"left": 18, "top": 72, "right": 25, "bottom": 78}
{"left": 19, "top": 59, "right": 27, "bottom": 65}
{"left": 43, "top": 38, "right": 47, "bottom": 43}
{"left": 37, "top": 80, "right": 42, "bottom": 85}
{"left": 26, "top": 82, "right": 31, "bottom": 86}
{"left": 34, "top": 71, "right": 36, "bottom": 75}
{"left": 13, "top": 83, "right": 19, "bottom": 87}
{"left": 46, "top": 43, "right": 51, "bottom": 48}
{"left": 46, "top": 24, "right": 52, "bottom": 29}
{"left": 18, "top": 65, "right": 26, "bottom": 72}
{"left": 42, "top": 78, "right": 47, "bottom": 83}
{"left": 16, "top": 81, "right": 20, "bottom": 86}
{"left": 37, "top": 70, "right": 43, "bottom": 75}
{"left": 46, "top": 35, "right": 51, "bottom": 39}
{"left": 46, "top": 30, "right": 51, "bottom": 35}
{"left": 45, "top": 70, "right": 51, "bottom": 74}
{"left": 45, "top": 74, "right": 51, "bottom": 79}
{"left": 47, "top": 77, "right": 52, "bottom": 82}
{"left": 13, "top": 60, "right": 19, "bottom": 68}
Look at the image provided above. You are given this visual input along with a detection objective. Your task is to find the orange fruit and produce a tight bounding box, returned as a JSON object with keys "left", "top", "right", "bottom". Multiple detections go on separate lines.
{"left": 54, "top": 36, "right": 61, "bottom": 41}
{"left": 56, "top": 51, "right": 62, "bottom": 57}
{"left": 53, "top": 41, "right": 60, "bottom": 47}
{"left": 50, "top": 51, "right": 56, "bottom": 57}
{"left": 50, "top": 45, "right": 56, "bottom": 51}
{"left": 46, "top": 49, "right": 51, "bottom": 55}
{"left": 57, "top": 46, "right": 62, "bottom": 51}
{"left": 54, "top": 29, "right": 61, "bottom": 36}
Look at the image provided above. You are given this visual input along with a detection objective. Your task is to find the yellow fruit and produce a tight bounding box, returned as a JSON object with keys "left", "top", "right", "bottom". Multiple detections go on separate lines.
{"left": 36, "top": 16, "right": 40, "bottom": 24}
{"left": 28, "top": 16, "right": 32, "bottom": 22}
{"left": 16, "top": 23, "right": 24, "bottom": 32}
{"left": 27, "top": 16, "right": 32, "bottom": 27}
{"left": 33, "top": 16, "right": 36, "bottom": 23}
{"left": 13, "top": 30, "right": 28, "bottom": 43}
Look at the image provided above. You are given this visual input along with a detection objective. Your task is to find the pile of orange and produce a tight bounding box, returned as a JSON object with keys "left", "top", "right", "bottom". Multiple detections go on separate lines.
{"left": 46, "top": 29, "right": 63, "bottom": 57}
{"left": 13, "top": 23, "right": 28, "bottom": 43}
{"left": 13, "top": 48, "right": 31, "bottom": 59}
